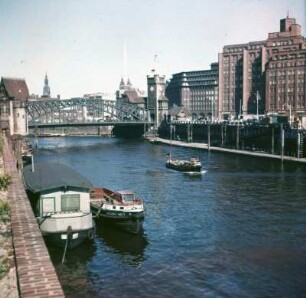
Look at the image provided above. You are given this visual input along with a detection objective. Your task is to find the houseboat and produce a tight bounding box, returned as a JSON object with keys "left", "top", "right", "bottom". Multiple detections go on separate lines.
{"left": 23, "top": 162, "right": 95, "bottom": 249}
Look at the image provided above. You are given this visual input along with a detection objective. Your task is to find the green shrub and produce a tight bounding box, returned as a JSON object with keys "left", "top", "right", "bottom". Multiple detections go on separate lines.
{"left": 0, "top": 259, "right": 9, "bottom": 279}
{"left": 0, "top": 200, "right": 10, "bottom": 223}
{"left": 0, "top": 173, "right": 10, "bottom": 191}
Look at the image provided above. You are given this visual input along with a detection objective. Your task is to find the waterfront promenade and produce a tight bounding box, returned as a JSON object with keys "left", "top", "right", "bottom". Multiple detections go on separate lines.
{"left": 149, "top": 137, "right": 306, "bottom": 164}
{"left": 2, "top": 134, "right": 64, "bottom": 297}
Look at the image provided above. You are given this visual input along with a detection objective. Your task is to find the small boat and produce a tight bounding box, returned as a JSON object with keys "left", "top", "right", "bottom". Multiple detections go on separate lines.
{"left": 90, "top": 187, "right": 144, "bottom": 233}
{"left": 166, "top": 154, "right": 202, "bottom": 172}
{"left": 23, "top": 162, "right": 95, "bottom": 249}
{"left": 21, "top": 139, "right": 33, "bottom": 166}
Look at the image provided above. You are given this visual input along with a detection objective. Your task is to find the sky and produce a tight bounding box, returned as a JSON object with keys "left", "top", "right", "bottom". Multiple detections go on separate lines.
{"left": 0, "top": 0, "right": 305, "bottom": 99}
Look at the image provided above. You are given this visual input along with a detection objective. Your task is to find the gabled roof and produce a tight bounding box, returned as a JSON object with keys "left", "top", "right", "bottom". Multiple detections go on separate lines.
{"left": 168, "top": 104, "right": 190, "bottom": 117}
{"left": 123, "top": 90, "right": 145, "bottom": 104}
{"left": 1, "top": 77, "right": 29, "bottom": 100}
{"left": 23, "top": 162, "right": 93, "bottom": 194}
{"left": 159, "top": 95, "right": 168, "bottom": 102}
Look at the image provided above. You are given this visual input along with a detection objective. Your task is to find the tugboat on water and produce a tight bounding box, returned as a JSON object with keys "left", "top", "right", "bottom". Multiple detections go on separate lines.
{"left": 90, "top": 187, "right": 144, "bottom": 234}
{"left": 166, "top": 153, "right": 202, "bottom": 172}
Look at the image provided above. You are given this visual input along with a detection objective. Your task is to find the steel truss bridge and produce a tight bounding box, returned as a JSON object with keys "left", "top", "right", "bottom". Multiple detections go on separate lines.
{"left": 27, "top": 98, "right": 151, "bottom": 128}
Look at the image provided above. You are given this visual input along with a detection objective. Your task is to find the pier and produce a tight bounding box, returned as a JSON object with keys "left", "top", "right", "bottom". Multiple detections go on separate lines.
{"left": 149, "top": 136, "right": 306, "bottom": 164}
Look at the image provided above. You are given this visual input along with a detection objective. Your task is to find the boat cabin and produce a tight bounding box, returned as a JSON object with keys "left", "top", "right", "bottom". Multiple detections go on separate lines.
{"left": 90, "top": 187, "right": 141, "bottom": 205}
{"left": 117, "top": 190, "right": 139, "bottom": 203}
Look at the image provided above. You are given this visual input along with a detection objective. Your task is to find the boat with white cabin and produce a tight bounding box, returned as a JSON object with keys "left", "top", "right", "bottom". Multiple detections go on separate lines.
{"left": 90, "top": 187, "right": 144, "bottom": 233}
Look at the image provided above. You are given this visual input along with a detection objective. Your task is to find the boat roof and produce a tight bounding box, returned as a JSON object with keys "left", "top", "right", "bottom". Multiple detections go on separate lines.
{"left": 23, "top": 162, "right": 93, "bottom": 194}
{"left": 117, "top": 190, "right": 135, "bottom": 195}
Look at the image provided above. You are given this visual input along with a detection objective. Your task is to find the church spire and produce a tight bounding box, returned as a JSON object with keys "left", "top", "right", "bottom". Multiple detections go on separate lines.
{"left": 42, "top": 73, "right": 51, "bottom": 98}
{"left": 119, "top": 77, "right": 125, "bottom": 89}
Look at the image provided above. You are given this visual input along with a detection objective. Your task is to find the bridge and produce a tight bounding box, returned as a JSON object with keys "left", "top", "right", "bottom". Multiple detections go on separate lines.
{"left": 27, "top": 98, "right": 151, "bottom": 128}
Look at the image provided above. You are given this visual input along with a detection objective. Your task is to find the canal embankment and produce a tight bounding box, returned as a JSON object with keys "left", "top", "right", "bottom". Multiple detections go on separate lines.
{"left": 1, "top": 133, "right": 64, "bottom": 298}
{"left": 0, "top": 145, "right": 18, "bottom": 298}
{"left": 149, "top": 136, "right": 306, "bottom": 164}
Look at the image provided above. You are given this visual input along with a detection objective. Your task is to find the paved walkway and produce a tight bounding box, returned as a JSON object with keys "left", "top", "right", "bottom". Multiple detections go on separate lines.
{"left": 3, "top": 134, "right": 64, "bottom": 298}
{"left": 149, "top": 137, "right": 306, "bottom": 164}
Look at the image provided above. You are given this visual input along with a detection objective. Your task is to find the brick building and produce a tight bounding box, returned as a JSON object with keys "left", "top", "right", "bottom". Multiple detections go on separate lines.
{"left": 218, "top": 16, "right": 306, "bottom": 121}
{"left": 165, "top": 63, "right": 218, "bottom": 120}
{"left": 265, "top": 18, "right": 306, "bottom": 123}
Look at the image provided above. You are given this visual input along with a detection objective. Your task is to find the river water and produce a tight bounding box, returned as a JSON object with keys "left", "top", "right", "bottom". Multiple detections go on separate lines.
{"left": 32, "top": 136, "right": 306, "bottom": 298}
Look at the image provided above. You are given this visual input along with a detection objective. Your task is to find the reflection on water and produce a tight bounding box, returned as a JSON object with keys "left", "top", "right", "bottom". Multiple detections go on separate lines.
{"left": 96, "top": 224, "right": 148, "bottom": 267}
{"left": 47, "top": 240, "right": 97, "bottom": 297}
{"left": 183, "top": 169, "right": 207, "bottom": 177}
{"left": 98, "top": 219, "right": 145, "bottom": 235}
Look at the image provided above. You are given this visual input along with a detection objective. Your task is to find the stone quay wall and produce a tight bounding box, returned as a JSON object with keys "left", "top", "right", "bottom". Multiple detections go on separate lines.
{"left": 2, "top": 133, "right": 64, "bottom": 298}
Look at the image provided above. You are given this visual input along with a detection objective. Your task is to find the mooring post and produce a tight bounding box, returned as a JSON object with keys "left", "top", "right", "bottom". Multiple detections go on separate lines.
{"left": 186, "top": 123, "right": 189, "bottom": 142}
{"left": 280, "top": 123, "right": 284, "bottom": 161}
{"left": 236, "top": 123, "right": 239, "bottom": 149}
{"left": 271, "top": 125, "right": 275, "bottom": 154}
{"left": 297, "top": 132, "right": 301, "bottom": 158}
{"left": 208, "top": 123, "right": 211, "bottom": 151}
{"left": 221, "top": 124, "right": 224, "bottom": 147}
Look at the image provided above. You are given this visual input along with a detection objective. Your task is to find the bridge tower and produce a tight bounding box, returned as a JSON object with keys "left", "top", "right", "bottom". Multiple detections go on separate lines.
{"left": 147, "top": 70, "right": 168, "bottom": 129}
{"left": 9, "top": 100, "right": 28, "bottom": 135}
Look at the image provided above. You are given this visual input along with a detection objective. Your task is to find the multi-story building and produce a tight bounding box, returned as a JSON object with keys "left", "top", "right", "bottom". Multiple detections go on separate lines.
{"left": 218, "top": 16, "right": 306, "bottom": 121}
{"left": 265, "top": 50, "right": 306, "bottom": 122}
{"left": 265, "top": 18, "right": 306, "bottom": 122}
{"left": 166, "top": 63, "right": 218, "bottom": 120}
{"left": 218, "top": 41, "right": 266, "bottom": 120}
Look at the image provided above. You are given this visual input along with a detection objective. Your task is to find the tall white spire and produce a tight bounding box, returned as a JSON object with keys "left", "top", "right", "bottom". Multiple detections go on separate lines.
{"left": 151, "top": 53, "right": 159, "bottom": 74}
{"left": 123, "top": 39, "right": 128, "bottom": 82}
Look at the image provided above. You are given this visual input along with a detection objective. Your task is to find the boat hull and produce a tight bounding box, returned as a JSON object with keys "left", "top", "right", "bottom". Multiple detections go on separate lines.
{"left": 43, "top": 225, "right": 95, "bottom": 249}
{"left": 95, "top": 209, "right": 144, "bottom": 220}
{"left": 92, "top": 207, "right": 144, "bottom": 233}
{"left": 99, "top": 217, "right": 144, "bottom": 234}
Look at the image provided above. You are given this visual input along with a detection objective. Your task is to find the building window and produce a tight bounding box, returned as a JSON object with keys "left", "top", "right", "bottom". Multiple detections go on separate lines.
{"left": 41, "top": 197, "right": 55, "bottom": 215}
{"left": 61, "top": 194, "right": 80, "bottom": 212}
